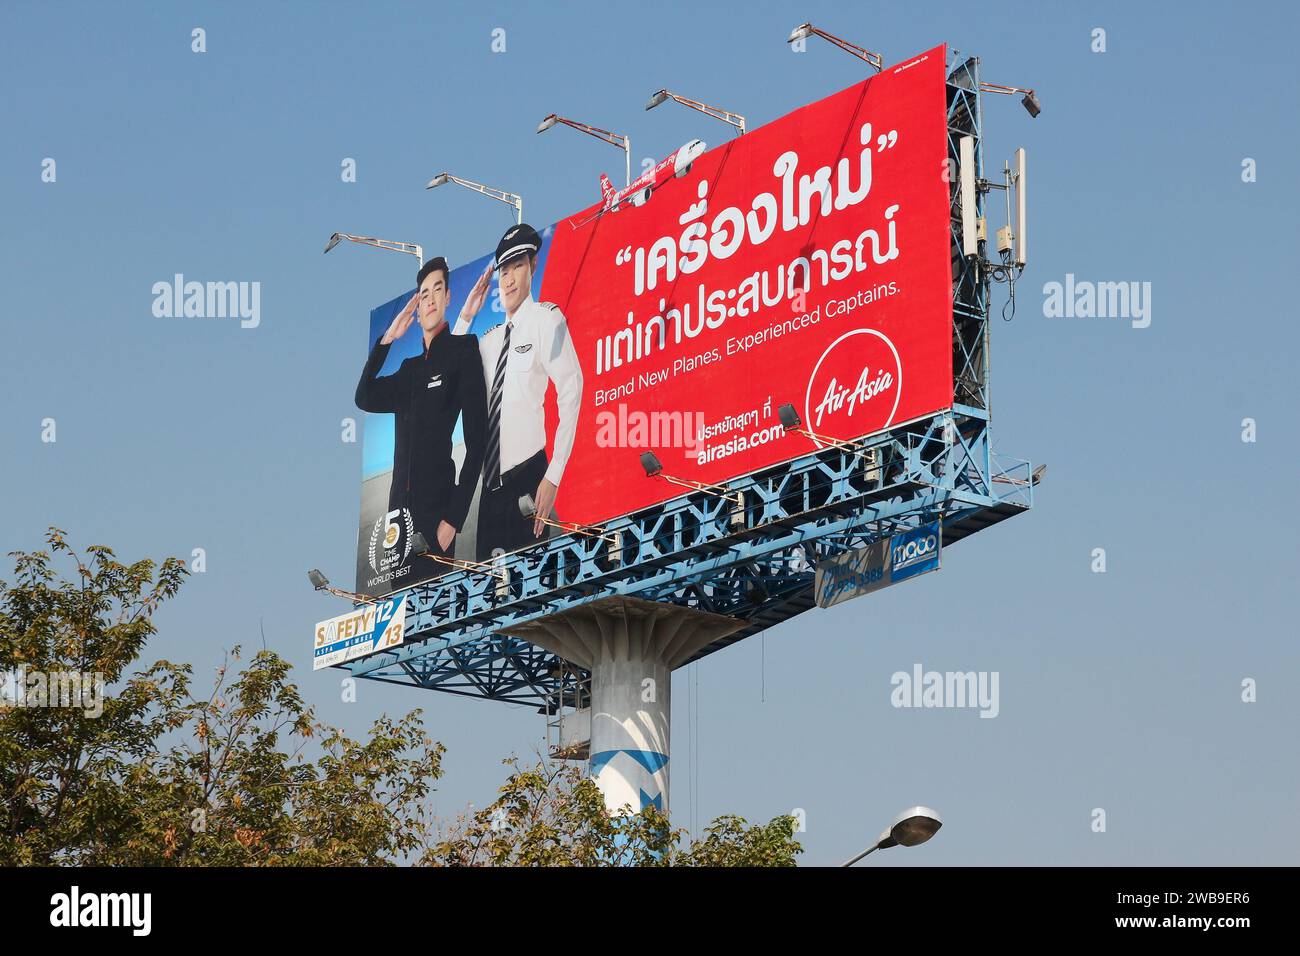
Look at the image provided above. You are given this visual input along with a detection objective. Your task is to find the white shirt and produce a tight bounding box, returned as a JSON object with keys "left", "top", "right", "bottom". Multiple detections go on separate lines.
{"left": 478, "top": 294, "right": 583, "bottom": 487}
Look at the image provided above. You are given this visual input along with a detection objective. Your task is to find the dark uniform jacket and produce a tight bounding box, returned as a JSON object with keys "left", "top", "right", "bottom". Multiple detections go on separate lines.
{"left": 355, "top": 326, "right": 487, "bottom": 535}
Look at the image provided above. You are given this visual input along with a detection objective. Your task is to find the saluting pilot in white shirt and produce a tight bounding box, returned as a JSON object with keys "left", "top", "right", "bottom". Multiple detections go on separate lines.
{"left": 457, "top": 242, "right": 583, "bottom": 541}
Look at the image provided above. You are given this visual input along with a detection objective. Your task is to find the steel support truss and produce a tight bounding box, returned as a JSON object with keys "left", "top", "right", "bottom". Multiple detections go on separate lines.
{"left": 339, "top": 56, "right": 1034, "bottom": 711}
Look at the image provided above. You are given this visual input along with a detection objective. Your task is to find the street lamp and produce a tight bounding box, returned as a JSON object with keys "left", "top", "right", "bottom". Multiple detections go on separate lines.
{"left": 842, "top": 806, "right": 943, "bottom": 866}
{"left": 787, "top": 22, "right": 884, "bottom": 72}
{"left": 645, "top": 89, "right": 746, "bottom": 135}
{"left": 425, "top": 172, "right": 523, "bottom": 224}
{"left": 537, "top": 114, "right": 631, "bottom": 186}
{"left": 323, "top": 232, "right": 423, "bottom": 265}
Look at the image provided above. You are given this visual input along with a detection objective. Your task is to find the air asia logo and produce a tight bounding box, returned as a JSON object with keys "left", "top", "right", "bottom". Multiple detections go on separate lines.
{"left": 804, "top": 328, "right": 902, "bottom": 442}
{"left": 368, "top": 508, "right": 414, "bottom": 575}
{"left": 892, "top": 531, "right": 938, "bottom": 572}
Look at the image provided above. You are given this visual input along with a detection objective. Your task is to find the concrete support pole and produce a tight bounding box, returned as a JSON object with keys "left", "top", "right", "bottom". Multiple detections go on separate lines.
{"left": 503, "top": 596, "right": 744, "bottom": 817}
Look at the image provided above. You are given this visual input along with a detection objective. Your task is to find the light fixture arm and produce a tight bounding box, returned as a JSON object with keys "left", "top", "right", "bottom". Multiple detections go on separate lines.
{"left": 980, "top": 81, "right": 1035, "bottom": 97}
{"left": 316, "top": 581, "right": 379, "bottom": 605}
{"left": 419, "top": 551, "right": 509, "bottom": 583}
{"left": 801, "top": 25, "right": 883, "bottom": 71}
{"left": 551, "top": 117, "right": 631, "bottom": 186}
{"left": 537, "top": 514, "right": 619, "bottom": 545}
{"left": 841, "top": 839, "right": 884, "bottom": 867}
{"left": 330, "top": 234, "right": 423, "bottom": 264}
{"left": 655, "top": 473, "right": 743, "bottom": 508}
{"left": 428, "top": 173, "right": 523, "bottom": 224}
{"left": 657, "top": 91, "right": 746, "bottom": 134}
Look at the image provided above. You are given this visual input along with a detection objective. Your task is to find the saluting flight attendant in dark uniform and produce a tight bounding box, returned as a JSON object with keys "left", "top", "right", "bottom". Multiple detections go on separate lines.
{"left": 457, "top": 224, "right": 583, "bottom": 559}
{"left": 355, "top": 256, "right": 488, "bottom": 565}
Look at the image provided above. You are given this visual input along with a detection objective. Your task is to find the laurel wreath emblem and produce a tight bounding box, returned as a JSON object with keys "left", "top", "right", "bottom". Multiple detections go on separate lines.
{"left": 368, "top": 509, "right": 415, "bottom": 574}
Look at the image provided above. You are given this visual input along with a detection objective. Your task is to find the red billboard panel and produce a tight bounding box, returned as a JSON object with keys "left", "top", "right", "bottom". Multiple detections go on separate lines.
{"left": 543, "top": 44, "right": 952, "bottom": 524}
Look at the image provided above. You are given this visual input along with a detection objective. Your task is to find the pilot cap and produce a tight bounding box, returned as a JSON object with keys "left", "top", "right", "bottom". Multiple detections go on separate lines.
{"left": 494, "top": 223, "right": 542, "bottom": 270}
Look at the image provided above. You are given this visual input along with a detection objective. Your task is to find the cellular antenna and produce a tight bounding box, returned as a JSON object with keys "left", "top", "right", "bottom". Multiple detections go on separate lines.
{"left": 959, "top": 136, "right": 978, "bottom": 259}
{"left": 1014, "top": 147, "right": 1027, "bottom": 269}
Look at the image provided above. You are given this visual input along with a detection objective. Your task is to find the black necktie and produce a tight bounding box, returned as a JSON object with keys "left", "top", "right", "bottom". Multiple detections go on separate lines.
{"left": 484, "top": 321, "right": 512, "bottom": 488}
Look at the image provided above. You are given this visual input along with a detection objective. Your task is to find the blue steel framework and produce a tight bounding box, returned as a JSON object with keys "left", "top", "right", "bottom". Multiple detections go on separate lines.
{"left": 341, "top": 56, "right": 1033, "bottom": 714}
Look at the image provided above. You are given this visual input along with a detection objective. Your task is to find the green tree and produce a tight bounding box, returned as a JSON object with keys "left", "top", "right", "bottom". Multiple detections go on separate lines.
{"left": 1, "top": 530, "right": 801, "bottom": 866}
{"left": 1, "top": 529, "right": 440, "bottom": 865}
{"left": 425, "top": 758, "right": 802, "bottom": 867}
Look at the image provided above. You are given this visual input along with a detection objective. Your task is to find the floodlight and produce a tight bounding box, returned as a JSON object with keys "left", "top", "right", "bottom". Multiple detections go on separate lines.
{"left": 843, "top": 806, "right": 943, "bottom": 866}
{"left": 777, "top": 401, "right": 877, "bottom": 461}
{"left": 518, "top": 493, "right": 619, "bottom": 545}
{"left": 322, "top": 232, "right": 422, "bottom": 265}
{"left": 425, "top": 172, "right": 523, "bottom": 224}
{"left": 639, "top": 451, "right": 743, "bottom": 510}
{"left": 535, "top": 115, "right": 631, "bottom": 185}
{"left": 980, "top": 82, "right": 1041, "bottom": 118}
{"left": 410, "top": 526, "right": 509, "bottom": 582}
{"left": 787, "top": 22, "right": 883, "bottom": 71}
{"left": 307, "top": 568, "right": 374, "bottom": 604}
{"left": 643, "top": 89, "right": 745, "bottom": 134}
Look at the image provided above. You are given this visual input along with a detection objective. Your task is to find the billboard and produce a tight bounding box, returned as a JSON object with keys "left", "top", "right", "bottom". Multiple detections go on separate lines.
{"left": 355, "top": 45, "right": 952, "bottom": 595}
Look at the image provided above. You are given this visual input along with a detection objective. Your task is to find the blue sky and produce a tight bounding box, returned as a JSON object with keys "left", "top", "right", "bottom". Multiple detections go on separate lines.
{"left": 1, "top": 0, "right": 1296, "bottom": 865}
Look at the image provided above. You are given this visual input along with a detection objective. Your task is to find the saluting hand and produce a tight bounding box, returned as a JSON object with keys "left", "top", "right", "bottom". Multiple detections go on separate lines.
{"left": 381, "top": 294, "right": 419, "bottom": 345}
{"left": 457, "top": 265, "right": 492, "bottom": 328}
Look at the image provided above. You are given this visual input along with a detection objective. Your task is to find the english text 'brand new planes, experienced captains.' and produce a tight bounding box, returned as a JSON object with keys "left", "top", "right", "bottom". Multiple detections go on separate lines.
{"left": 578, "top": 139, "right": 707, "bottom": 226}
